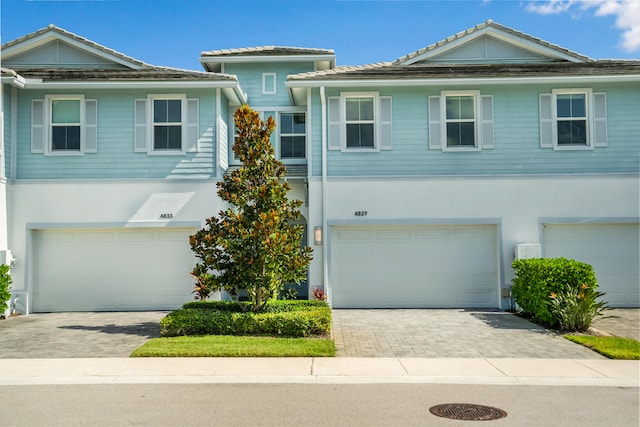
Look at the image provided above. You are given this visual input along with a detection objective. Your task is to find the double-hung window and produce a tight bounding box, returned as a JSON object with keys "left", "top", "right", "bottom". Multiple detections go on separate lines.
{"left": 345, "top": 96, "right": 375, "bottom": 149}
{"left": 279, "top": 112, "right": 306, "bottom": 159}
{"left": 445, "top": 95, "right": 476, "bottom": 147}
{"left": 31, "top": 95, "right": 98, "bottom": 155}
{"left": 153, "top": 98, "right": 183, "bottom": 151}
{"left": 51, "top": 98, "right": 81, "bottom": 151}
{"left": 556, "top": 92, "right": 587, "bottom": 146}
{"left": 327, "top": 92, "right": 392, "bottom": 152}
{"left": 539, "top": 89, "right": 607, "bottom": 150}
{"left": 134, "top": 94, "right": 198, "bottom": 155}
{"left": 428, "top": 90, "right": 494, "bottom": 152}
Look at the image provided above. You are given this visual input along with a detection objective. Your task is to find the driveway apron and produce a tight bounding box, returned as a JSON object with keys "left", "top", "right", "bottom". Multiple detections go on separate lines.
{"left": 0, "top": 312, "right": 167, "bottom": 358}
{"left": 331, "top": 309, "right": 605, "bottom": 358}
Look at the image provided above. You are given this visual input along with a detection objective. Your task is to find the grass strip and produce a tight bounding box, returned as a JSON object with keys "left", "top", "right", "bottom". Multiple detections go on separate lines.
{"left": 131, "top": 335, "right": 335, "bottom": 357}
{"left": 565, "top": 335, "right": 640, "bottom": 360}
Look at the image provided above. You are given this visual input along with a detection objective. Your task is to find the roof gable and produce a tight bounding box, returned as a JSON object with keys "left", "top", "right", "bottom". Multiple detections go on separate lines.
{"left": 1, "top": 24, "right": 150, "bottom": 70}
{"left": 394, "top": 20, "right": 592, "bottom": 65}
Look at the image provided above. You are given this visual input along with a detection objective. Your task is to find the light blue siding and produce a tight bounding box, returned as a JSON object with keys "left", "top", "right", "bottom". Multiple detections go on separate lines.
{"left": 2, "top": 85, "right": 12, "bottom": 178}
{"left": 420, "top": 36, "right": 550, "bottom": 64}
{"left": 314, "top": 83, "right": 639, "bottom": 177}
{"left": 15, "top": 88, "right": 218, "bottom": 179}
{"left": 4, "top": 41, "right": 127, "bottom": 69}
{"left": 224, "top": 62, "right": 317, "bottom": 107}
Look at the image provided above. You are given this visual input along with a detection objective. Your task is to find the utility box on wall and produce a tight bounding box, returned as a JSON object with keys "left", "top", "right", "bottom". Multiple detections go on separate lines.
{"left": 514, "top": 244, "right": 541, "bottom": 260}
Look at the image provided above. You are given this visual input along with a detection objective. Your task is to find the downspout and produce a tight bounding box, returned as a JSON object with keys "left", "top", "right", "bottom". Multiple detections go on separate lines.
{"left": 319, "top": 86, "right": 330, "bottom": 304}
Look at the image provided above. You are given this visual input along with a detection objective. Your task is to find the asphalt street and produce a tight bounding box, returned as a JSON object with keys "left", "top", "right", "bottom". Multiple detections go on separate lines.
{"left": 2, "top": 383, "right": 638, "bottom": 427}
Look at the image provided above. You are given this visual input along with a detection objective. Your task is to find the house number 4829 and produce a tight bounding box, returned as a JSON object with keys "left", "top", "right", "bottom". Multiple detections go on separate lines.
{"left": 354, "top": 211, "right": 368, "bottom": 217}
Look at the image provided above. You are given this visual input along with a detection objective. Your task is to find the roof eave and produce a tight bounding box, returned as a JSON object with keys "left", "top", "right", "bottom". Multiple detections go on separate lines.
{"left": 18, "top": 79, "right": 244, "bottom": 90}
{"left": 286, "top": 74, "right": 640, "bottom": 88}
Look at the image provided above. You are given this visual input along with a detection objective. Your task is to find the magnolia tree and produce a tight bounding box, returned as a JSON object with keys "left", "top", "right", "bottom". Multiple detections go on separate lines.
{"left": 190, "top": 105, "right": 313, "bottom": 312}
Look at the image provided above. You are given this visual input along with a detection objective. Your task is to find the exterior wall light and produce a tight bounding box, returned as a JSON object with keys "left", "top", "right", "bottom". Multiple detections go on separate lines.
{"left": 314, "top": 226, "right": 323, "bottom": 245}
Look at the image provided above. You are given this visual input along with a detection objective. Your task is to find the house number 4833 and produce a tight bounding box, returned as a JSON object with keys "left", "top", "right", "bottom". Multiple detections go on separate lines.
{"left": 354, "top": 211, "right": 368, "bottom": 217}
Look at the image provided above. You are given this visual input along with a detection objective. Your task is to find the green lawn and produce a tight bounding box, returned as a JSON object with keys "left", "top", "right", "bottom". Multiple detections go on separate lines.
{"left": 565, "top": 335, "right": 640, "bottom": 360}
{"left": 131, "top": 335, "right": 335, "bottom": 357}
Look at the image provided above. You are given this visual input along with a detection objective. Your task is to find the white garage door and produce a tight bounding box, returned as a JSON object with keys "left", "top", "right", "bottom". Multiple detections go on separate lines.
{"left": 543, "top": 223, "right": 640, "bottom": 307}
{"left": 33, "top": 228, "right": 197, "bottom": 312}
{"left": 330, "top": 225, "right": 499, "bottom": 308}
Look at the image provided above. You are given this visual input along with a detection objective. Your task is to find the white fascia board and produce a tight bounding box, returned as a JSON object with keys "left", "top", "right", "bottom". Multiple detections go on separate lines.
{"left": 0, "top": 75, "right": 26, "bottom": 88}
{"left": 222, "top": 86, "right": 248, "bottom": 105}
{"left": 3, "top": 32, "right": 147, "bottom": 70}
{"left": 21, "top": 80, "right": 243, "bottom": 90}
{"left": 286, "top": 74, "right": 640, "bottom": 88}
{"left": 200, "top": 54, "right": 336, "bottom": 64}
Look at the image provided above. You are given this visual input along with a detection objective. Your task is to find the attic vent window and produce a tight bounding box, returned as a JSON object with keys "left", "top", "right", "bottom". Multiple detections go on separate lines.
{"left": 262, "top": 73, "right": 277, "bottom": 95}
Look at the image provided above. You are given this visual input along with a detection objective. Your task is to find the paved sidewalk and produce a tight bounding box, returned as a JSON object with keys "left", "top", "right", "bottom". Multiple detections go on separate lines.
{"left": 332, "top": 309, "right": 603, "bottom": 358}
{"left": 0, "top": 357, "right": 637, "bottom": 387}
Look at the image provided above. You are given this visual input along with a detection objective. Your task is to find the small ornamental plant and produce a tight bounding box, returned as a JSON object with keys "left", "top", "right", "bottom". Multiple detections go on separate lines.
{"left": 548, "top": 284, "right": 611, "bottom": 332}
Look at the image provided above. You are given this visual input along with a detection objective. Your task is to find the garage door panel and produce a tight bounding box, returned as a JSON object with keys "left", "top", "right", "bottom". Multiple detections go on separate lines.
{"left": 33, "top": 228, "right": 196, "bottom": 312}
{"left": 331, "top": 224, "right": 499, "bottom": 308}
{"left": 543, "top": 223, "right": 639, "bottom": 308}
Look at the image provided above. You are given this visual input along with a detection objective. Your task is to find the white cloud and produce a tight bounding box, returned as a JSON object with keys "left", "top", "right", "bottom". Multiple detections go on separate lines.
{"left": 525, "top": 0, "right": 640, "bottom": 53}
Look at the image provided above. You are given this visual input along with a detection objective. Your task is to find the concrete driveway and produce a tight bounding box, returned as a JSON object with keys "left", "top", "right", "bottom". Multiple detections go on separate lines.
{"left": 0, "top": 312, "right": 167, "bottom": 358}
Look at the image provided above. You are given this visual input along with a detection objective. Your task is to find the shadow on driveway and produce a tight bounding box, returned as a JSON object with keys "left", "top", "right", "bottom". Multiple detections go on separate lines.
{"left": 0, "top": 311, "right": 167, "bottom": 359}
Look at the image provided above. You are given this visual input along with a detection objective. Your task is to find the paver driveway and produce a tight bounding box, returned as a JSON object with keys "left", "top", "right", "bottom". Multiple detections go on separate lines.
{"left": 331, "top": 309, "right": 604, "bottom": 358}
{"left": 0, "top": 312, "right": 167, "bottom": 358}
{"left": 0, "top": 309, "right": 625, "bottom": 359}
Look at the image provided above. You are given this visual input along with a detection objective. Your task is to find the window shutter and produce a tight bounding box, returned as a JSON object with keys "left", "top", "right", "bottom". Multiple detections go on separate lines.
{"left": 428, "top": 96, "right": 441, "bottom": 149}
{"left": 379, "top": 96, "right": 392, "bottom": 150}
{"left": 327, "top": 96, "right": 341, "bottom": 150}
{"left": 186, "top": 99, "right": 199, "bottom": 152}
{"left": 84, "top": 99, "right": 98, "bottom": 153}
{"left": 480, "top": 95, "right": 494, "bottom": 149}
{"left": 593, "top": 92, "right": 607, "bottom": 147}
{"left": 539, "top": 93, "right": 553, "bottom": 148}
{"left": 218, "top": 116, "right": 228, "bottom": 170}
{"left": 134, "top": 99, "right": 147, "bottom": 152}
{"left": 31, "top": 99, "right": 45, "bottom": 153}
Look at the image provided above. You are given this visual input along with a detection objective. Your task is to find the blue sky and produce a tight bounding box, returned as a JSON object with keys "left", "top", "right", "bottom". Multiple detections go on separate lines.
{"left": 1, "top": 0, "right": 638, "bottom": 70}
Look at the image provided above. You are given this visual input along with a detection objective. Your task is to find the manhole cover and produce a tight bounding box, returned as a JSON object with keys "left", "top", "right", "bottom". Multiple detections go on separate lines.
{"left": 429, "top": 403, "right": 507, "bottom": 421}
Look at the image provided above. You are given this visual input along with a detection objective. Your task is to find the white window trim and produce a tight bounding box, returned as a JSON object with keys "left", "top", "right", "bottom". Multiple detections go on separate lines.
{"left": 44, "top": 94, "right": 85, "bottom": 156}
{"left": 440, "top": 90, "right": 481, "bottom": 152}
{"left": 262, "top": 73, "right": 277, "bottom": 95}
{"left": 147, "top": 94, "right": 187, "bottom": 156}
{"left": 340, "top": 91, "right": 379, "bottom": 153}
{"left": 278, "top": 110, "right": 307, "bottom": 163}
{"left": 551, "top": 88, "right": 594, "bottom": 151}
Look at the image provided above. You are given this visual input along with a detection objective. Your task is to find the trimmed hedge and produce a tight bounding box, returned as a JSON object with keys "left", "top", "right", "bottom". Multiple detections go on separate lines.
{"left": 181, "top": 299, "right": 328, "bottom": 312}
{"left": 511, "top": 257, "right": 598, "bottom": 327}
{"left": 0, "top": 264, "right": 11, "bottom": 315}
{"left": 161, "top": 300, "right": 332, "bottom": 338}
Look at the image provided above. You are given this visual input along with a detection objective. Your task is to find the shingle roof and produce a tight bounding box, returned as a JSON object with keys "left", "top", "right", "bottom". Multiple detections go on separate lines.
{"left": 9, "top": 67, "right": 238, "bottom": 82}
{"left": 288, "top": 61, "right": 640, "bottom": 81}
{"left": 201, "top": 46, "right": 334, "bottom": 57}
{"left": 1, "top": 24, "right": 153, "bottom": 69}
{"left": 393, "top": 20, "right": 593, "bottom": 65}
